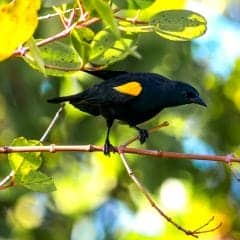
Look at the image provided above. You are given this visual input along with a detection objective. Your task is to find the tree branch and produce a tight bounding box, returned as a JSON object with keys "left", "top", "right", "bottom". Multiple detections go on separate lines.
{"left": 118, "top": 150, "right": 222, "bottom": 238}
{"left": 0, "top": 144, "right": 238, "bottom": 163}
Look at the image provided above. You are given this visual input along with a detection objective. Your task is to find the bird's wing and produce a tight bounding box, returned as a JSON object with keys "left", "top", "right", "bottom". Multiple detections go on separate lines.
{"left": 47, "top": 80, "right": 140, "bottom": 104}
{"left": 83, "top": 79, "right": 143, "bottom": 105}
{"left": 48, "top": 73, "right": 145, "bottom": 114}
{"left": 85, "top": 70, "right": 129, "bottom": 80}
{"left": 51, "top": 81, "right": 141, "bottom": 116}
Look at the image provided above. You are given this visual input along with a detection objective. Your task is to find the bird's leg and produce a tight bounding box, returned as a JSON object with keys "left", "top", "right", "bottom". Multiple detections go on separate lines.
{"left": 104, "top": 119, "right": 115, "bottom": 155}
{"left": 134, "top": 126, "right": 149, "bottom": 144}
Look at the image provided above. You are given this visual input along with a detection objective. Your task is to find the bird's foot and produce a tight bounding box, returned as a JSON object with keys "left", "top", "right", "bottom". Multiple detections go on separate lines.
{"left": 103, "top": 142, "right": 116, "bottom": 156}
{"left": 138, "top": 128, "right": 149, "bottom": 144}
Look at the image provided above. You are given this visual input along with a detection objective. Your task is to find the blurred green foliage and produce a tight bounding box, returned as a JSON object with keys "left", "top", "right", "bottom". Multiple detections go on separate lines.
{"left": 0, "top": 0, "right": 240, "bottom": 239}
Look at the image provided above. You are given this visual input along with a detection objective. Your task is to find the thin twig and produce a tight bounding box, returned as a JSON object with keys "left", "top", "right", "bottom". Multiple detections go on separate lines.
{"left": 119, "top": 127, "right": 222, "bottom": 237}
{"left": 191, "top": 216, "right": 222, "bottom": 234}
{"left": 13, "top": 13, "right": 101, "bottom": 58}
{"left": 13, "top": 22, "right": 78, "bottom": 57}
{"left": 38, "top": 8, "right": 80, "bottom": 21}
{"left": 12, "top": 5, "right": 130, "bottom": 58}
{"left": 52, "top": 6, "right": 68, "bottom": 28}
{"left": 68, "top": 8, "right": 77, "bottom": 27}
{"left": 118, "top": 149, "right": 222, "bottom": 238}
{"left": 0, "top": 171, "right": 15, "bottom": 190}
{"left": 123, "top": 121, "right": 169, "bottom": 147}
{"left": 192, "top": 216, "right": 215, "bottom": 232}
{"left": 40, "top": 105, "right": 65, "bottom": 142}
{"left": 77, "top": 0, "right": 88, "bottom": 21}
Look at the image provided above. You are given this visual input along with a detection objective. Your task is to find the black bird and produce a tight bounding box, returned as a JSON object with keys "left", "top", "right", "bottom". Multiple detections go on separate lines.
{"left": 48, "top": 71, "right": 206, "bottom": 155}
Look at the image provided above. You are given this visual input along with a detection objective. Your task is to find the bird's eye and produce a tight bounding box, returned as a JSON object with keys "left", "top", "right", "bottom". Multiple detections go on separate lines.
{"left": 187, "top": 91, "right": 196, "bottom": 98}
{"left": 183, "top": 91, "right": 196, "bottom": 99}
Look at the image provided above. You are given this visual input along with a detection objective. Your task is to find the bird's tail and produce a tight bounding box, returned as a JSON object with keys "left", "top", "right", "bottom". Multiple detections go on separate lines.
{"left": 47, "top": 94, "right": 82, "bottom": 104}
{"left": 47, "top": 96, "right": 68, "bottom": 103}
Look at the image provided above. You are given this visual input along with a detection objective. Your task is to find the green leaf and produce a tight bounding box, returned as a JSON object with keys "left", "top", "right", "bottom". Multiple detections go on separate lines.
{"left": 81, "top": 0, "right": 93, "bottom": 11}
{"left": 118, "top": 20, "right": 152, "bottom": 33}
{"left": 16, "top": 171, "right": 56, "bottom": 192}
{"left": 90, "top": 29, "right": 116, "bottom": 60}
{"left": 90, "top": 37, "right": 137, "bottom": 66}
{"left": 0, "top": 0, "right": 13, "bottom": 6}
{"left": 94, "top": 0, "right": 119, "bottom": 36}
{"left": 23, "top": 40, "right": 83, "bottom": 76}
{"left": 128, "top": 0, "right": 154, "bottom": 9}
{"left": 71, "top": 28, "right": 95, "bottom": 64}
{"left": 117, "top": 1, "right": 185, "bottom": 22}
{"left": 150, "top": 10, "right": 207, "bottom": 41}
{"left": 89, "top": 29, "right": 140, "bottom": 66}
{"left": 113, "top": 0, "right": 154, "bottom": 9}
{"left": 82, "top": 0, "right": 119, "bottom": 37}
{"left": 27, "top": 37, "right": 46, "bottom": 76}
{"left": 8, "top": 137, "right": 42, "bottom": 176}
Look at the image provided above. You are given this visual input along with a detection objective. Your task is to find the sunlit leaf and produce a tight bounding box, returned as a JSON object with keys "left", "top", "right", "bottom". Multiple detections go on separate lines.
{"left": 129, "top": 0, "right": 154, "bottom": 9}
{"left": 27, "top": 37, "right": 46, "bottom": 76}
{"left": 8, "top": 137, "right": 42, "bottom": 176}
{"left": 81, "top": 0, "right": 93, "bottom": 11}
{"left": 94, "top": 0, "right": 119, "bottom": 36}
{"left": 90, "top": 29, "right": 116, "bottom": 60}
{"left": 150, "top": 10, "right": 207, "bottom": 41}
{"left": 24, "top": 40, "right": 83, "bottom": 76}
{"left": 16, "top": 171, "right": 56, "bottom": 192}
{"left": 0, "top": 0, "right": 12, "bottom": 4}
{"left": 118, "top": 20, "right": 153, "bottom": 33}
{"left": 71, "top": 28, "right": 95, "bottom": 64}
{"left": 0, "top": 0, "right": 41, "bottom": 61}
{"left": 89, "top": 28, "right": 139, "bottom": 66}
{"left": 82, "top": 0, "right": 119, "bottom": 37}
{"left": 113, "top": 0, "right": 154, "bottom": 9}
{"left": 90, "top": 37, "right": 136, "bottom": 66}
{"left": 120, "top": 0, "right": 185, "bottom": 21}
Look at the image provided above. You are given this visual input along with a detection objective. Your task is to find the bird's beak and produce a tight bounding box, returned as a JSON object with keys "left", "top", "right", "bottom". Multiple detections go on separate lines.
{"left": 194, "top": 96, "right": 207, "bottom": 107}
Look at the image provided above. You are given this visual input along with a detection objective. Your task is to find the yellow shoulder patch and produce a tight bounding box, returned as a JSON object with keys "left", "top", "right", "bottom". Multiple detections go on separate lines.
{"left": 113, "top": 81, "right": 142, "bottom": 96}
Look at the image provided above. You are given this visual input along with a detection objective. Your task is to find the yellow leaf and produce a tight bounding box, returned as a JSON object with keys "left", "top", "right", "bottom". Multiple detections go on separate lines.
{"left": 150, "top": 10, "right": 207, "bottom": 41}
{"left": 123, "top": 0, "right": 186, "bottom": 21}
{"left": 0, "top": 0, "right": 41, "bottom": 61}
{"left": 139, "top": 0, "right": 186, "bottom": 20}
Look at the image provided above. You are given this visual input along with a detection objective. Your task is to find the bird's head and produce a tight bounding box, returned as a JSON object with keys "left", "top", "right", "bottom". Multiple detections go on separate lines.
{"left": 179, "top": 83, "right": 206, "bottom": 107}
{"left": 170, "top": 81, "right": 207, "bottom": 108}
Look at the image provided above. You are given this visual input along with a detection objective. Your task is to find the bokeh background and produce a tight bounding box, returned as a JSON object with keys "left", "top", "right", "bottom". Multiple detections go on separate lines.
{"left": 1, "top": 0, "right": 240, "bottom": 239}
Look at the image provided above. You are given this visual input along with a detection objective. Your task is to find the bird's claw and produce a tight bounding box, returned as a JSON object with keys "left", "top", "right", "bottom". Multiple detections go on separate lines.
{"left": 139, "top": 129, "right": 149, "bottom": 144}
{"left": 103, "top": 142, "right": 115, "bottom": 156}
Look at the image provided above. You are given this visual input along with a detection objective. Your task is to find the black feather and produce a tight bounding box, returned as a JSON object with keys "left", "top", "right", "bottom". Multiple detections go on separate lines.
{"left": 86, "top": 70, "right": 128, "bottom": 80}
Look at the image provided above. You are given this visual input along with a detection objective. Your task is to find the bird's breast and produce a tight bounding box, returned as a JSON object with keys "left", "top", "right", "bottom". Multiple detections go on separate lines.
{"left": 111, "top": 103, "right": 162, "bottom": 126}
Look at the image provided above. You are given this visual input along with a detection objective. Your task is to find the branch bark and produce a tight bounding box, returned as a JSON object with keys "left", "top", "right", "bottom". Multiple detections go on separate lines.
{"left": 0, "top": 144, "right": 238, "bottom": 163}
